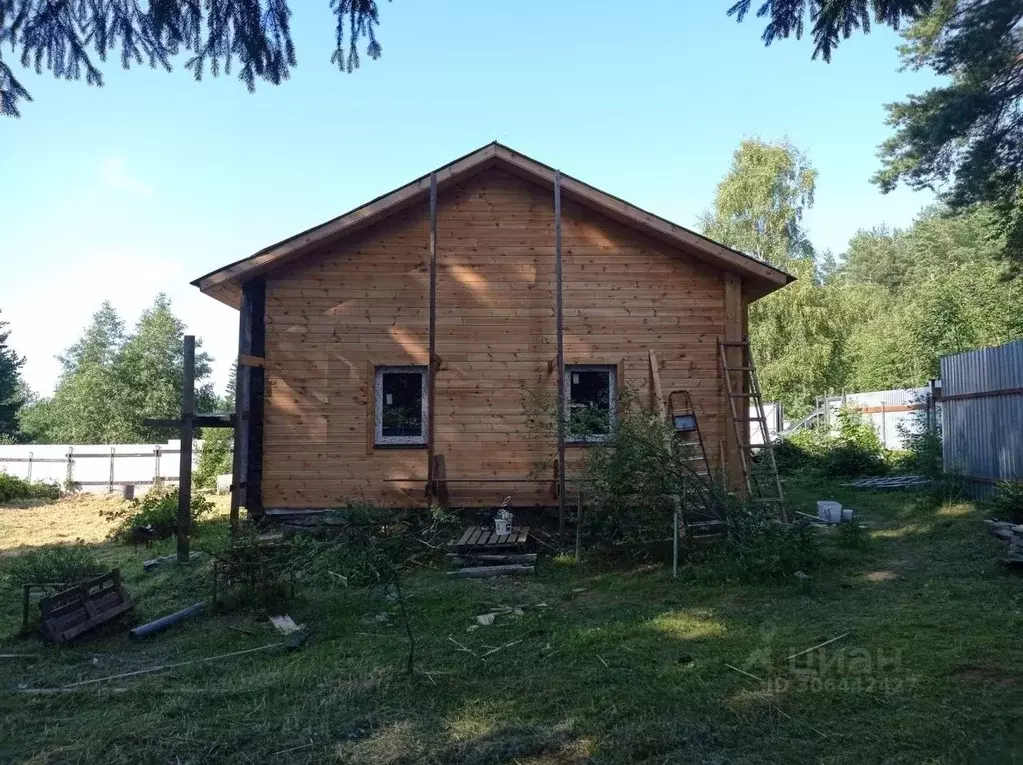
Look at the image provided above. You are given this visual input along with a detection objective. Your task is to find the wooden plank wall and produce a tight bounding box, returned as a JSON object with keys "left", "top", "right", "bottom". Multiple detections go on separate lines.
{"left": 261, "top": 168, "right": 731, "bottom": 508}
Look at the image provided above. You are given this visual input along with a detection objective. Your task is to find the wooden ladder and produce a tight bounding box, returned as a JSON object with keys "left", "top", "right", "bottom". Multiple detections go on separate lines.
{"left": 719, "top": 339, "right": 786, "bottom": 519}
{"left": 667, "top": 390, "right": 711, "bottom": 480}
{"left": 667, "top": 390, "right": 725, "bottom": 539}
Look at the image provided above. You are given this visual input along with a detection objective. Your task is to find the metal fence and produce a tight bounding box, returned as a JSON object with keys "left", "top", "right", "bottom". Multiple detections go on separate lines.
{"left": 0, "top": 441, "right": 201, "bottom": 494}
{"left": 941, "top": 339, "right": 1023, "bottom": 496}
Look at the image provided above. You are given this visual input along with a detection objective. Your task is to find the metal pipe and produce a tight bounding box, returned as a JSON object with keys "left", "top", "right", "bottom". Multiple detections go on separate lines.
{"left": 129, "top": 602, "right": 205, "bottom": 639}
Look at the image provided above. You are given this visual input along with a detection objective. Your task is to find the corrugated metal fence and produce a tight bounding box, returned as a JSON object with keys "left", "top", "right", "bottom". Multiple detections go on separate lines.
{"left": 941, "top": 340, "right": 1023, "bottom": 495}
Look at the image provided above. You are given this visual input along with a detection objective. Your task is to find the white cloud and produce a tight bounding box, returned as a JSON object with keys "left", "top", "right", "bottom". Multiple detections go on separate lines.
{"left": 101, "top": 156, "right": 153, "bottom": 197}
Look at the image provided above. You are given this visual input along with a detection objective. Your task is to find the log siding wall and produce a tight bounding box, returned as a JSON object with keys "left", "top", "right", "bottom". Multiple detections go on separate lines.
{"left": 261, "top": 169, "right": 733, "bottom": 508}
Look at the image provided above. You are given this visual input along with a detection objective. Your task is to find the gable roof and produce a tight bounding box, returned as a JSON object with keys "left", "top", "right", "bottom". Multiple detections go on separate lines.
{"left": 192, "top": 142, "right": 794, "bottom": 307}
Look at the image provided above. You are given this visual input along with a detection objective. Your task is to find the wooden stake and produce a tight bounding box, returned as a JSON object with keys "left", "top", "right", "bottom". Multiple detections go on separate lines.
{"left": 177, "top": 335, "right": 195, "bottom": 563}
{"left": 554, "top": 170, "right": 566, "bottom": 534}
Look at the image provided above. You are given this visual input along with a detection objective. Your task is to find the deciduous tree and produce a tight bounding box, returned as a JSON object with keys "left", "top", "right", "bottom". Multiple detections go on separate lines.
{"left": 700, "top": 139, "right": 847, "bottom": 415}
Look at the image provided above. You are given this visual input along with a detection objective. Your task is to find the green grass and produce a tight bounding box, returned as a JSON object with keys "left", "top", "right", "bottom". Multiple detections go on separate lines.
{"left": 2, "top": 479, "right": 1022, "bottom": 764}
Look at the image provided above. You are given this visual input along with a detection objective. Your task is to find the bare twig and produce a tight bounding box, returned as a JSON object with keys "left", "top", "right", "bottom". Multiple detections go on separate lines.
{"left": 783, "top": 633, "right": 850, "bottom": 662}
{"left": 725, "top": 663, "right": 764, "bottom": 682}
{"left": 50, "top": 642, "right": 284, "bottom": 689}
{"left": 270, "top": 741, "right": 313, "bottom": 756}
{"left": 481, "top": 640, "right": 523, "bottom": 658}
{"left": 447, "top": 636, "right": 477, "bottom": 657}
{"left": 597, "top": 654, "right": 609, "bottom": 668}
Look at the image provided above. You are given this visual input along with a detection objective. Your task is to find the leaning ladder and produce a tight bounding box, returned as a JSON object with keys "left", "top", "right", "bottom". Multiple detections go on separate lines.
{"left": 719, "top": 339, "right": 786, "bottom": 518}
{"left": 667, "top": 390, "right": 725, "bottom": 539}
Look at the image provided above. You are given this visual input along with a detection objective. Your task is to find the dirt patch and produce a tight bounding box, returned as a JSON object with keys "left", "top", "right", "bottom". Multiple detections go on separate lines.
{"left": 954, "top": 666, "right": 1018, "bottom": 687}
{"left": 863, "top": 570, "right": 898, "bottom": 583}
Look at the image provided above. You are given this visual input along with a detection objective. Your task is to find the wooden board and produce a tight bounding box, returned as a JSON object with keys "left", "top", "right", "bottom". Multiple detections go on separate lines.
{"left": 453, "top": 525, "right": 530, "bottom": 552}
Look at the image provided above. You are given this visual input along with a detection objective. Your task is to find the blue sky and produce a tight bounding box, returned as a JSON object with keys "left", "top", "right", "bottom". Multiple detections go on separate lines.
{"left": 1, "top": 1, "right": 936, "bottom": 397}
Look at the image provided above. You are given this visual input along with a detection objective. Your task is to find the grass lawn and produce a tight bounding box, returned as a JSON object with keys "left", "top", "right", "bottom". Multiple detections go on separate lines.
{"left": 1, "top": 478, "right": 1022, "bottom": 764}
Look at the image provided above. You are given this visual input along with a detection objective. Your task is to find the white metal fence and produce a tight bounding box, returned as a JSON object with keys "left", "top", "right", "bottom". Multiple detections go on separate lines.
{"left": 0, "top": 440, "right": 205, "bottom": 494}
{"left": 772, "top": 386, "right": 938, "bottom": 451}
{"left": 941, "top": 340, "right": 1023, "bottom": 495}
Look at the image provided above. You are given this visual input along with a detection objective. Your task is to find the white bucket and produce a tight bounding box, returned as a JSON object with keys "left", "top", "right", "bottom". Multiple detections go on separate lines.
{"left": 494, "top": 518, "right": 511, "bottom": 535}
{"left": 841, "top": 507, "right": 854, "bottom": 522}
{"left": 817, "top": 501, "right": 842, "bottom": 524}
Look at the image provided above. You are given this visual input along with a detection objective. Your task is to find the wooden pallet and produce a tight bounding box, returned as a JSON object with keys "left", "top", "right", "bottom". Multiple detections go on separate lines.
{"left": 453, "top": 525, "right": 530, "bottom": 552}
{"left": 40, "top": 569, "right": 134, "bottom": 644}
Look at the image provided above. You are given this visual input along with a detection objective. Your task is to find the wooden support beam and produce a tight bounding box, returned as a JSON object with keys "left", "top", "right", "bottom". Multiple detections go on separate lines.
{"left": 554, "top": 169, "right": 566, "bottom": 534}
{"left": 427, "top": 172, "right": 438, "bottom": 505}
{"left": 236, "top": 278, "right": 266, "bottom": 517}
{"left": 177, "top": 336, "right": 195, "bottom": 563}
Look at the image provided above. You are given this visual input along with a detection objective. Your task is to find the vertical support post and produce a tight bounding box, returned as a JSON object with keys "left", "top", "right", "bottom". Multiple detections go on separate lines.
{"left": 723, "top": 273, "right": 744, "bottom": 491}
{"left": 236, "top": 279, "right": 266, "bottom": 516}
{"left": 154, "top": 446, "right": 161, "bottom": 485}
{"left": 27, "top": 452, "right": 32, "bottom": 482}
{"left": 230, "top": 360, "right": 243, "bottom": 535}
{"left": 65, "top": 447, "right": 73, "bottom": 491}
{"left": 554, "top": 170, "right": 567, "bottom": 534}
{"left": 177, "top": 335, "right": 195, "bottom": 563}
{"left": 426, "top": 172, "right": 438, "bottom": 506}
{"left": 881, "top": 402, "right": 887, "bottom": 447}
{"left": 108, "top": 447, "right": 115, "bottom": 493}
{"left": 672, "top": 495, "right": 681, "bottom": 579}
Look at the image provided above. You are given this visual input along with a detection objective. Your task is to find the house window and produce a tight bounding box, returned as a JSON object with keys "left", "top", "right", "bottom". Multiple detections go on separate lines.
{"left": 565, "top": 365, "right": 617, "bottom": 443}
{"left": 375, "top": 366, "right": 428, "bottom": 447}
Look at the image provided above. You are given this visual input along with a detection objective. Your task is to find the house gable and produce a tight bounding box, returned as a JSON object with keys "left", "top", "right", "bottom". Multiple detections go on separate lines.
{"left": 192, "top": 143, "right": 792, "bottom": 308}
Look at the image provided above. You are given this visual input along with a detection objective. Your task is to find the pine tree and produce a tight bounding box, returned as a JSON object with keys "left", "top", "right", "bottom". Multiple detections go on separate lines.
{"left": 0, "top": 309, "right": 26, "bottom": 441}
{"left": 1, "top": 1, "right": 385, "bottom": 117}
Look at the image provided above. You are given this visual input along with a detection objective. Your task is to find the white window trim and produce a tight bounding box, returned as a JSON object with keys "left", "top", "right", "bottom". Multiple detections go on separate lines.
{"left": 375, "top": 365, "right": 428, "bottom": 447}
{"left": 564, "top": 364, "right": 617, "bottom": 444}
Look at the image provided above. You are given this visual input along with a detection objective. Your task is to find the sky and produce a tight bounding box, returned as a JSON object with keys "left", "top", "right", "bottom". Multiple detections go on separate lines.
{"left": 0, "top": 1, "right": 937, "bottom": 398}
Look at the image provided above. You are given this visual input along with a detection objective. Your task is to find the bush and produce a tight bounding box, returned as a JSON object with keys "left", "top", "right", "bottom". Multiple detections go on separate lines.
{"left": 897, "top": 407, "right": 943, "bottom": 478}
{"left": 778, "top": 407, "right": 888, "bottom": 478}
{"left": 694, "top": 504, "right": 821, "bottom": 581}
{"left": 0, "top": 473, "right": 61, "bottom": 503}
{"left": 983, "top": 481, "right": 1023, "bottom": 523}
{"left": 3, "top": 542, "right": 105, "bottom": 585}
{"left": 579, "top": 389, "right": 730, "bottom": 545}
{"left": 195, "top": 430, "right": 232, "bottom": 490}
{"left": 101, "top": 485, "right": 215, "bottom": 542}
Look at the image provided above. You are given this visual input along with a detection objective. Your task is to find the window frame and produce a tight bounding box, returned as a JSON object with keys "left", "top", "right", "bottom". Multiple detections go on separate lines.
{"left": 374, "top": 365, "right": 429, "bottom": 448}
{"left": 564, "top": 364, "right": 618, "bottom": 444}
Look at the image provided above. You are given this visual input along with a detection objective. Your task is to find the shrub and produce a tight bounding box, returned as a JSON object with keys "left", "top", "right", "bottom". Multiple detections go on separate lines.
{"left": 0, "top": 473, "right": 61, "bottom": 503}
{"left": 777, "top": 407, "right": 888, "bottom": 478}
{"left": 195, "top": 430, "right": 232, "bottom": 490}
{"left": 896, "top": 406, "right": 943, "bottom": 478}
{"left": 101, "top": 485, "right": 215, "bottom": 542}
{"left": 983, "top": 481, "right": 1023, "bottom": 523}
{"left": 579, "top": 389, "right": 730, "bottom": 545}
{"left": 3, "top": 542, "right": 105, "bottom": 585}
{"left": 695, "top": 504, "right": 821, "bottom": 581}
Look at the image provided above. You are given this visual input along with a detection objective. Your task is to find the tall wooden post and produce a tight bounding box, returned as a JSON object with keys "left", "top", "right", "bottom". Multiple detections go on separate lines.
{"left": 554, "top": 170, "right": 566, "bottom": 533}
{"left": 229, "top": 358, "right": 243, "bottom": 535}
{"left": 177, "top": 335, "right": 195, "bottom": 563}
{"left": 426, "top": 172, "right": 438, "bottom": 505}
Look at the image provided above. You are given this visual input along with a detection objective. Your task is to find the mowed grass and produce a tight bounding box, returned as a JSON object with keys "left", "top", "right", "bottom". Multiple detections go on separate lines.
{"left": 1, "top": 479, "right": 1022, "bottom": 764}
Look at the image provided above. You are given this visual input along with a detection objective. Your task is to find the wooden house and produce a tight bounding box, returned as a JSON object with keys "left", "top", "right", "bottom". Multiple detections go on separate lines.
{"left": 192, "top": 143, "right": 793, "bottom": 515}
